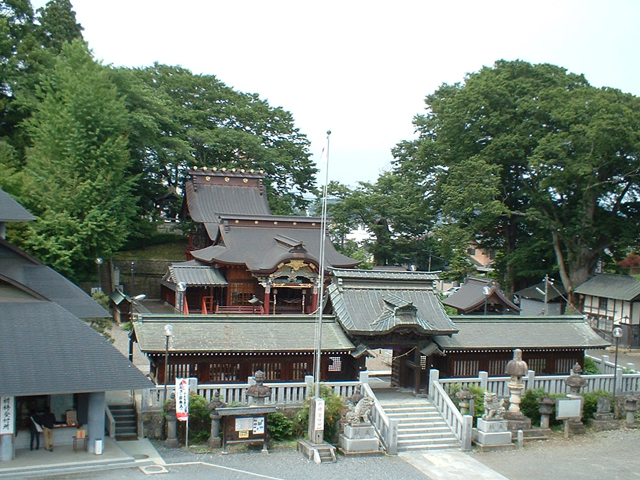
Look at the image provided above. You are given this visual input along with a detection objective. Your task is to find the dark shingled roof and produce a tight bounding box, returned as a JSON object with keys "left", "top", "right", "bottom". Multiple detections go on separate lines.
{"left": 163, "top": 260, "right": 228, "bottom": 287}
{"left": 0, "top": 188, "right": 35, "bottom": 222}
{"left": 133, "top": 315, "right": 355, "bottom": 353}
{"left": 442, "top": 277, "right": 520, "bottom": 314}
{"left": 0, "top": 301, "right": 153, "bottom": 397}
{"left": 433, "top": 316, "right": 609, "bottom": 351}
{"left": 515, "top": 280, "right": 567, "bottom": 301}
{"left": 191, "top": 215, "right": 359, "bottom": 272}
{"left": 0, "top": 239, "right": 108, "bottom": 319}
{"left": 574, "top": 274, "right": 640, "bottom": 302}
{"left": 327, "top": 269, "right": 458, "bottom": 336}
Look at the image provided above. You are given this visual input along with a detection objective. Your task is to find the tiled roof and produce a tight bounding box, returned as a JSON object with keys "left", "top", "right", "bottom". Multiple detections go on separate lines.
{"left": 574, "top": 274, "right": 640, "bottom": 301}
{"left": 165, "top": 260, "right": 228, "bottom": 287}
{"left": 515, "top": 280, "right": 567, "bottom": 301}
{"left": 0, "top": 301, "right": 153, "bottom": 397}
{"left": 0, "top": 188, "right": 35, "bottom": 223}
{"left": 327, "top": 269, "right": 458, "bottom": 336}
{"left": 191, "top": 217, "right": 359, "bottom": 272}
{"left": 434, "top": 316, "right": 609, "bottom": 351}
{"left": 133, "top": 315, "right": 354, "bottom": 353}
{"left": 442, "top": 277, "right": 520, "bottom": 313}
{"left": 184, "top": 170, "right": 271, "bottom": 223}
{"left": 0, "top": 239, "right": 108, "bottom": 319}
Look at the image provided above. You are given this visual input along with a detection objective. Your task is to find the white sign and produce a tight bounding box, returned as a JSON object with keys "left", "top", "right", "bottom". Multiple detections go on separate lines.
{"left": 314, "top": 398, "right": 325, "bottom": 431}
{"left": 556, "top": 398, "right": 582, "bottom": 420}
{"left": 175, "top": 378, "right": 189, "bottom": 421}
{"left": 0, "top": 396, "right": 14, "bottom": 435}
{"left": 253, "top": 417, "right": 265, "bottom": 435}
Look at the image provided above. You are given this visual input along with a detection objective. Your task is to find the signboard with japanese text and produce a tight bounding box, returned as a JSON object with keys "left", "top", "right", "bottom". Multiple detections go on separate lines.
{"left": 175, "top": 378, "right": 189, "bottom": 421}
{"left": 314, "top": 398, "right": 325, "bottom": 431}
{"left": 556, "top": 398, "right": 582, "bottom": 420}
{"left": 0, "top": 396, "right": 14, "bottom": 435}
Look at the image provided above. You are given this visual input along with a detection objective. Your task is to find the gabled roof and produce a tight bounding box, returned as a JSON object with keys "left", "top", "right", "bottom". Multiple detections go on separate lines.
{"left": 163, "top": 260, "right": 228, "bottom": 288}
{"left": 191, "top": 215, "right": 359, "bottom": 272}
{"left": 515, "top": 280, "right": 567, "bottom": 302}
{"left": 133, "top": 314, "right": 354, "bottom": 353}
{"left": 442, "top": 277, "right": 520, "bottom": 314}
{"left": 0, "top": 188, "right": 35, "bottom": 223}
{"left": 0, "top": 301, "right": 153, "bottom": 396}
{"left": 0, "top": 239, "right": 108, "bottom": 319}
{"left": 433, "top": 315, "right": 609, "bottom": 351}
{"left": 327, "top": 268, "right": 458, "bottom": 336}
{"left": 574, "top": 274, "right": 640, "bottom": 302}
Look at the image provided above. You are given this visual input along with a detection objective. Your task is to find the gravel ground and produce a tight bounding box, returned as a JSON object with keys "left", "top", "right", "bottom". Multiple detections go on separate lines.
{"left": 470, "top": 426, "right": 640, "bottom": 480}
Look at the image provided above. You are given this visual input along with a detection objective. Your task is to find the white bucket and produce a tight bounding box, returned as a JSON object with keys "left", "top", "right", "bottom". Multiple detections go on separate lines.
{"left": 95, "top": 439, "right": 103, "bottom": 455}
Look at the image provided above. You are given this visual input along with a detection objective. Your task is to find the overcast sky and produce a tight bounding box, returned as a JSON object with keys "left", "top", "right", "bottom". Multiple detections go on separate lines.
{"left": 32, "top": 0, "right": 640, "bottom": 187}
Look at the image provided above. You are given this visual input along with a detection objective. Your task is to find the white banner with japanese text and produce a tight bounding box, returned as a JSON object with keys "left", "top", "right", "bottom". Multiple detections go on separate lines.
{"left": 175, "top": 378, "right": 189, "bottom": 421}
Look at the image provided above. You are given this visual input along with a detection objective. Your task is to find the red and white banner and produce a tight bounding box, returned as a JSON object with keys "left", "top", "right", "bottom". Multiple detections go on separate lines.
{"left": 175, "top": 378, "right": 189, "bottom": 421}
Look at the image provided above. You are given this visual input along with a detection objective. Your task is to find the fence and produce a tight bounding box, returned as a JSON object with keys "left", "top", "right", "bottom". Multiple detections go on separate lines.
{"left": 435, "top": 368, "right": 640, "bottom": 397}
{"left": 139, "top": 375, "right": 362, "bottom": 411}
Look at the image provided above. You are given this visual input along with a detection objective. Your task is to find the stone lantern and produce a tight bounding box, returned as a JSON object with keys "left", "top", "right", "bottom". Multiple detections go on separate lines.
{"left": 456, "top": 387, "right": 474, "bottom": 415}
{"left": 208, "top": 391, "right": 226, "bottom": 448}
{"left": 505, "top": 349, "right": 528, "bottom": 417}
{"left": 565, "top": 363, "right": 588, "bottom": 396}
{"left": 537, "top": 392, "right": 555, "bottom": 429}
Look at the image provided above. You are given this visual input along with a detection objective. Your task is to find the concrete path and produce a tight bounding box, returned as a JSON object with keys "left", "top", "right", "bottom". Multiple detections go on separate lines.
{"left": 401, "top": 450, "right": 509, "bottom": 480}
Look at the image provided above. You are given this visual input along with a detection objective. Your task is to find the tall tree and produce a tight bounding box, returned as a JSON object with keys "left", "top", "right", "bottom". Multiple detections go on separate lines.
{"left": 394, "top": 60, "right": 640, "bottom": 300}
{"left": 17, "top": 40, "right": 137, "bottom": 280}
{"left": 116, "top": 64, "right": 316, "bottom": 217}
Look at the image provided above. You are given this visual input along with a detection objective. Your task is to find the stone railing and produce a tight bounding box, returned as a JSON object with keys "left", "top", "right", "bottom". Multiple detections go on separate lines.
{"left": 436, "top": 369, "right": 640, "bottom": 397}
{"left": 139, "top": 375, "right": 362, "bottom": 411}
{"left": 362, "top": 381, "right": 398, "bottom": 454}
{"left": 586, "top": 353, "right": 636, "bottom": 375}
{"left": 428, "top": 370, "right": 472, "bottom": 451}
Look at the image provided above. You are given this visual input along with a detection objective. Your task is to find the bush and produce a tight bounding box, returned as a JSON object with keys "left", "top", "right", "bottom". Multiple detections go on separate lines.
{"left": 267, "top": 411, "right": 294, "bottom": 441}
{"left": 293, "top": 385, "right": 344, "bottom": 442}
{"left": 446, "top": 384, "right": 485, "bottom": 418}
{"left": 583, "top": 357, "right": 600, "bottom": 374}
{"left": 520, "top": 388, "right": 546, "bottom": 426}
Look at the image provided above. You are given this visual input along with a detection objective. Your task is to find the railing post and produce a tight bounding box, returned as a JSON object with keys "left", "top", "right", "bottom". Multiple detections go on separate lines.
{"left": 479, "top": 371, "right": 488, "bottom": 391}
{"left": 526, "top": 369, "right": 535, "bottom": 390}
{"left": 615, "top": 366, "right": 623, "bottom": 395}
{"left": 387, "top": 418, "right": 399, "bottom": 455}
{"left": 304, "top": 375, "right": 314, "bottom": 399}
{"left": 359, "top": 370, "right": 370, "bottom": 385}
{"left": 461, "top": 414, "right": 473, "bottom": 451}
{"left": 428, "top": 369, "right": 440, "bottom": 396}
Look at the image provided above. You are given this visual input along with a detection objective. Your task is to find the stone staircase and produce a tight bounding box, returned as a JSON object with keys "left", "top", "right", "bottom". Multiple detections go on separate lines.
{"left": 109, "top": 405, "right": 138, "bottom": 440}
{"left": 380, "top": 398, "right": 461, "bottom": 452}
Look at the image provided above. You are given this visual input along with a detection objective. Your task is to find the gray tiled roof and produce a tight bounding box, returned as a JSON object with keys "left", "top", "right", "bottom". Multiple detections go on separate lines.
{"left": 327, "top": 269, "right": 458, "bottom": 336}
{"left": 442, "top": 277, "right": 520, "bottom": 313}
{"left": 0, "top": 239, "right": 108, "bottom": 319}
{"left": 0, "top": 189, "right": 35, "bottom": 222}
{"left": 165, "top": 260, "right": 228, "bottom": 287}
{"left": 191, "top": 218, "right": 359, "bottom": 272}
{"left": 0, "top": 301, "right": 153, "bottom": 397}
{"left": 515, "top": 281, "right": 567, "bottom": 301}
{"left": 574, "top": 274, "right": 640, "bottom": 301}
{"left": 184, "top": 171, "right": 271, "bottom": 223}
{"left": 434, "top": 316, "right": 609, "bottom": 351}
{"left": 133, "top": 315, "right": 354, "bottom": 353}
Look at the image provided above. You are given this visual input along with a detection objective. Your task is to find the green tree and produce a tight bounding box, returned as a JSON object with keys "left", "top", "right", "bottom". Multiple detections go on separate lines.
{"left": 394, "top": 60, "right": 640, "bottom": 299}
{"left": 17, "top": 40, "right": 137, "bottom": 280}
{"left": 116, "top": 64, "right": 316, "bottom": 218}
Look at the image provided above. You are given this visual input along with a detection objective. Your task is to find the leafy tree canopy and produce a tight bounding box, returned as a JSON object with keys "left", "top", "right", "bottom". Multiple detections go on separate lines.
{"left": 393, "top": 60, "right": 640, "bottom": 298}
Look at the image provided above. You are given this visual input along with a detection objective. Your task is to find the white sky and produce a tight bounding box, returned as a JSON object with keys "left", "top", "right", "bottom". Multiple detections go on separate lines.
{"left": 32, "top": 0, "right": 640, "bottom": 187}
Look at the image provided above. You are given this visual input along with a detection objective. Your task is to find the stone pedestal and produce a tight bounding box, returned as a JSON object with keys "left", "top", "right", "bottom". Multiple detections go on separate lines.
{"left": 588, "top": 412, "right": 620, "bottom": 432}
{"left": 472, "top": 419, "right": 515, "bottom": 452}
{"left": 208, "top": 413, "right": 222, "bottom": 448}
{"left": 338, "top": 424, "right": 380, "bottom": 455}
{"left": 165, "top": 412, "right": 179, "bottom": 448}
{"left": 504, "top": 411, "right": 532, "bottom": 432}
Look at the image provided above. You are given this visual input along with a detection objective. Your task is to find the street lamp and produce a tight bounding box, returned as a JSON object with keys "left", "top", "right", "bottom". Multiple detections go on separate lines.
{"left": 612, "top": 325, "right": 624, "bottom": 407}
{"left": 483, "top": 286, "right": 492, "bottom": 315}
{"left": 163, "top": 324, "right": 174, "bottom": 403}
{"left": 95, "top": 258, "right": 103, "bottom": 292}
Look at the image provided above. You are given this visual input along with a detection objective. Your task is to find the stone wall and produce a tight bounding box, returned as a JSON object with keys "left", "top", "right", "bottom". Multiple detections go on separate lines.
{"left": 140, "top": 410, "right": 165, "bottom": 439}
{"left": 111, "top": 259, "right": 173, "bottom": 298}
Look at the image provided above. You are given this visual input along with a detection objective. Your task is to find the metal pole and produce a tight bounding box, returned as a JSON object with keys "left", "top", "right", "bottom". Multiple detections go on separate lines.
{"left": 613, "top": 333, "right": 620, "bottom": 405}
{"left": 314, "top": 130, "right": 331, "bottom": 399}
{"left": 164, "top": 335, "right": 169, "bottom": 403}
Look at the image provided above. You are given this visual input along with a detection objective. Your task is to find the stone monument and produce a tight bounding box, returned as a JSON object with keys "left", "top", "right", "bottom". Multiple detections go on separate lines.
{"left": 587, "top": 396, "right": 619, "bottom": 431}
{"left": 338, "top": 396, "right": 381, "bottom": 455}
{"left": 164, "top": 395, "right": 179, "bottom": 447}
{"left": 472, "top": 392, "right": 514, "bottom": 451}
{"left": 625, "top": 395, "right": 638, "bottom": 429}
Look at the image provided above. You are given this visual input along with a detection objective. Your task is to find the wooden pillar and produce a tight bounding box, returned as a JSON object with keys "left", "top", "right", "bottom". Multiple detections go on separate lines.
{"left": 413, "top": 349, "right": 421, "bottom": 394}
{"left": 264, "top": 289, "right": 270, "bottom": 315}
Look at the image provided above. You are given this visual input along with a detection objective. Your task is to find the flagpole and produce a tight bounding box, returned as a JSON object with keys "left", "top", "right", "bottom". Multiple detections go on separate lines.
{"left": 314, "top": 130, "right": 331, "bottom": 400}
